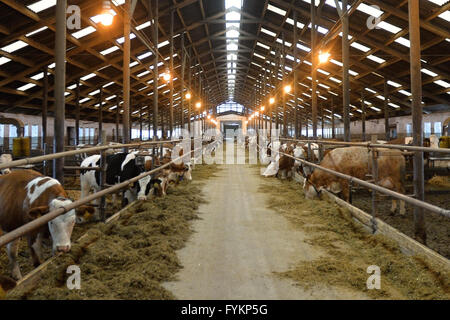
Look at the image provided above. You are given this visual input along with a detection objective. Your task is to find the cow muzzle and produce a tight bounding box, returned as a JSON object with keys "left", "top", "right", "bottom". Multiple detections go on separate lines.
{"left": 56, "top": 245, "right": 71, "bottom": 253}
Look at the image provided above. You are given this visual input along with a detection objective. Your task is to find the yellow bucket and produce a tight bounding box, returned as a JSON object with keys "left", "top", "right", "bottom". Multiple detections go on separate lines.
{"left": 12, "top": 137, "right": 31, "bottom": 157}
{"left": 439, "top": 136, "right": 450, "bottom": 149}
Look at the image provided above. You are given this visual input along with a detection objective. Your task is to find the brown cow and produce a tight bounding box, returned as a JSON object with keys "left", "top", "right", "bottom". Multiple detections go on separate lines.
{"left": 277, "top": 145, "right": 295, "bottom": 179}
{"left": 0, "top": 170, "right": 94, "bottom": 279}
{"left": 303, "top": 147, "right": 406, "bottom": 215}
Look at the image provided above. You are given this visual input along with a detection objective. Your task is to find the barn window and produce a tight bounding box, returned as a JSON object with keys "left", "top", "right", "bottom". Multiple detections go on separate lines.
{"left": 434, "top": 122, "right": 442, "bottom": 137}
{"left": 406, "top": 123, "right": 412, "bottom": 137}
{"left": 424, "top": 122, "right": 431, "bottom": 138}
{"left": 31, "top": 125, "right": 39, "bottom": 149}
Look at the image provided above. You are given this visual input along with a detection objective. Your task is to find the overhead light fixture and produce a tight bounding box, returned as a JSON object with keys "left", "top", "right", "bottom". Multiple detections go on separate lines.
{"left": 99, "top": 1, "right": 114, "bottom": 26}
{"left": 318, "top": 51, "right": 331, "bottom": 64}
{"left": 195, "top": 102, "right": 202, "bottom": 109}
{"left": 269, "top": 97, "right": 275, "bottom": 104}
{"left": 162, "top": 70, "right": 171, "bottom": 82}
{"left": 260, "top": 106, "right": 265, "bottom": 111}
{"left": 185, "top": 92, "right": 192, "bottom": 100}
{"left": 284, "top": 85, "right": 292, "bottom": 94}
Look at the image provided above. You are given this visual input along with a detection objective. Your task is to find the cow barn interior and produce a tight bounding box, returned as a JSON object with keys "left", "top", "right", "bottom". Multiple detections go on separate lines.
{"left": 0, "top": 0, "right": 449, "bottom": 302}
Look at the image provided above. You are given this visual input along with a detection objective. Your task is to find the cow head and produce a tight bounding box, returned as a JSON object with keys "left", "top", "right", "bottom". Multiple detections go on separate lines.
{"left": 303, "top": 176, "right": 321, "bottom": 200}
{"left": 44, "top": 198, "right": 94, "bottom": 253}
{"left": 182, "top": 164, "right": 192, "bottom": 181}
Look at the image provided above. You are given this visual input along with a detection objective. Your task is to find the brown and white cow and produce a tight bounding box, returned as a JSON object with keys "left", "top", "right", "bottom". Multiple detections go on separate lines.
{"left": 303, "top": 147, "right": 406, "bottom": 215}
{"left": 0, "top": 170, "right": 94, "bottom": 279}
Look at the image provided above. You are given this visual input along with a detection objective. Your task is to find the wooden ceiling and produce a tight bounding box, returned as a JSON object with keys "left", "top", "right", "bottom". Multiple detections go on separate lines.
{"left": 0, "top": 0, "right": 448, "bottom": 126}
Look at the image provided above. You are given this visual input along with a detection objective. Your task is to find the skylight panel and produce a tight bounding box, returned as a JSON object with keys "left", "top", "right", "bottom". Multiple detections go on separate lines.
{"left": 349, "top": 69, "right": 359, "bottom": 76}
{"left": 116, "top": 33, "right": 136, "bottom": 44}
{"left": 72, "top": 26, "right": 96, "bottom": 39}
{"left": 365, "top": 88, "right": 377, "bottom": 94}
{"left": 351, "top": 42, "right": 371, "bottom": 52}
{"left": 17, "top": 83, "right": 36, "bottom": 91}
{"left": 399, "top": 90, "right": 411, "bottom": 96}
{"left": 395, "top": 37, "right": 410, "bottom": 47}
{"left": 317, "top": 69, "right": 330, "bottom": 76}
{"left": 27, "top": 0, "right": 56, "bottom": 13}
{"left": 67, "top": 84, "right": 77, "bottom": 90}
{"left": 377, "top": 21, "right": 401, "bottom": 34}
{"left": 307, "top": 23, "right": 328, "bottom": 34}
{"left": 276, "top": 38, "right": 292, "bottom": 47}
{"left": 428, "top": 0, "right": 448, "bottom": 5}
{"left": 297, "top": 43, "right": 310, "bottom": 52}
{"left": 225, "top": 0, "right": 242, "bottom": 10}
{"left": 371, "top": 106, "right": 381, "bottom": 112}
{"left": 158, "top": 40, "right": 169, "bottom": 48}
{"left": 0, "top": 57, "right": 11, "bottom": 65}
{"left": 48, "top": 62, "right": 55, "bottom": 68}
{"left": 267, "top": 4, "right": 286, "bottom": 16}
{"left": 2, "top": 40, "right": 28, "bottom": 53}
{"left": 81, "top": 73, "right": 96, "bottom": 81}
{"left": 227, "top": 29, "right": 240, "bottom": 38}
{"left": 130, "top": 61, "right": 139, "bottom": 67}
{"left": 356, "top": 3, "right": 383, "bottom": 17}
{"left": 367, "top": 55, "right": 385, "bottom": 64}
{"left": 421, "top": 68, "right": 438, "bottom": 77}
{"left": 261, "top": 28, "right": 276, "bottom": 37}
{"left": 100, "top": 46, "right": 119, "bottom": 55}
{"left": 256, "top": 41, "right": 269, "bottom": 49}
{"left": 89, "top": 89, "right": 100, "bottom": 96}
{"left": 438, "top": 11, "right": 450, "bottom": 22}
{"left": 137, "top": 70, "right": 150, "bottom": 77}
{"left": 254, "top": 52, "right": 265, "bottom": 60}
{"left": 137, "top": 51, "right": 152, "bottom": 60}
{"left": 79, "top": 97, "right": 90, "bottom": 103}
{"left": 329, "top": 77, "right": 341, "bottom": 83}
{"left": 388, "top": 103, "right": 400, "bottom": 109}
{"left": 31, "top": 72, "right": 44, "bottom": 80}
{"left": 136, "top": 21, "right": 151, "bottom": 30}
{"left": 434, "top": 80, "right": 450, "bottom": 88}
{"left": 285, "top": 18, "right": 305, "bottom": 29}
{"left": 330, "top": 59, "right": 343, "bottom": 67}
{"left": 376, "top": 95, "right": 385, "bottom": 100}
{"left": 26, "top": 26, "right": 48, "bottom": 37}
{"left": 387, "top": 80, "right": 401, "bottom": 88}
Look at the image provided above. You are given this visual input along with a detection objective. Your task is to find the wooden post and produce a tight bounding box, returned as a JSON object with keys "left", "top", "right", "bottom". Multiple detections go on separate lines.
{"left": 75, "top": 79, "right": 80, "bottom": 145}
{"left": 409, "top": 0, "right": 426, "bottom": 244}
{"left": 384, "top": 78, "right": 390, "bottom": 141}
{"left": 53, "top": 0, "right": 66, "bottom": 184}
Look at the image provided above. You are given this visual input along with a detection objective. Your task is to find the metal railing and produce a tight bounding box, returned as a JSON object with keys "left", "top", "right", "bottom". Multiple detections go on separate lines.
{"left": 257, "top": 138, "right": 449, "bottom": 238}
{"left": 0, "top": 138, "right": 199, "bottom": 248}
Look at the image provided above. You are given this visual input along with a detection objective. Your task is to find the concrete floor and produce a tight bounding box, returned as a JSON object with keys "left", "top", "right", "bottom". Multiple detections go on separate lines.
{"left": 163, "top": 147, "right": 370, "bottom": 299}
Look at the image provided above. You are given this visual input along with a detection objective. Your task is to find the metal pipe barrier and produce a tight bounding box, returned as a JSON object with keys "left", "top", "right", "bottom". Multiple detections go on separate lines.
{"left": 0, "top": 145, "right": 201, "bottom": 248}
{"left": 279, "top": 138, "right": 450, "bottom": 154}
{"left": 256, "top": 143, "right": 450, "bottom": 219}
{"left": 0, "top": 139, "right": 184, "bottom": 171}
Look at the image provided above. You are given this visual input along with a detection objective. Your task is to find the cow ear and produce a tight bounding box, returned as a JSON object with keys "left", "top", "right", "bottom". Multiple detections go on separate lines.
{"left": 27, "top": 206, "right": 49, "bottom": 220}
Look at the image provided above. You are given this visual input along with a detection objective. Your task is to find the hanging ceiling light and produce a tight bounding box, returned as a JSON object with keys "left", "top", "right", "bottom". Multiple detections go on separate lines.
{"left": 284, "top": 85, "right": 292, "bottom": 94}
{"left": 318, "top": 51, "right": 331, "bottom": 64}
{"left": 99, "top": 1, "right": 114, "bottom": 26}
{"left": 162, "top": 70, "right": 171, "bottom": 82}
